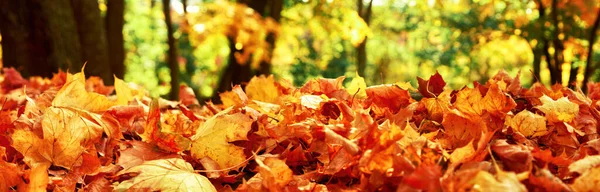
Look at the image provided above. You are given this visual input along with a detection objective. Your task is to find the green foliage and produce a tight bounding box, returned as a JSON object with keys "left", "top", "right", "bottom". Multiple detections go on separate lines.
{"left": 123, "top": 0, "right": 170, "bottom": 97}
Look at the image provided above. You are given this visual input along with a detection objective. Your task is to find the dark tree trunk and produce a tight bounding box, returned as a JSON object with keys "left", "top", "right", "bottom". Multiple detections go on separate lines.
{"left": 105, "top": 0, "right": 126, "bottom": 80}
{"left": 0, "top": 0, "right": 82, "bottom": 77}
{"left": 256, "top": 0, "right": 283, "bottom": 76}
{"left": 163, "top": 0, "right": 180, "bottom": 100}
{"left": 213, "top": 38, "right": 252, "bottom": 103}
{"left": 532, "top": 48, "right": 542, "bottom": 83}
{"left": 549, "top": 0, "right": 564, "bottom": 85}
{"left": 583, "top": 10, "right": 600, "bottom": 93}
{"left": 71, "top": 0, "right": 112, "bottom": 83}
{"left": 356, "top": 0, "right": 373, "bottom": 78}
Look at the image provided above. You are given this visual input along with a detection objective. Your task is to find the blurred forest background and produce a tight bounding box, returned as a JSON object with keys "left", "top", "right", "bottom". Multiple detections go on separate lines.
{"left": 1, "top": 0, "right": 600, "bottom": 102}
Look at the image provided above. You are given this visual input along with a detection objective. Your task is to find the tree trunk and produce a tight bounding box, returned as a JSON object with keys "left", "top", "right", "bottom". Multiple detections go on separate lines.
{"left": 163, "top": 0, "right": 180, "bottom": 100}
{"left": 71, "top": 0, "right": 112, "bottom": 83}
{"left": 212, "top": 37, "right": 252, "bottom": 103}
{"left": 105, "top": 0, "right": 126, "bottom": 80}
{"left": 0, "top": 0, "right": 82, "bottom": 77}
{"left": 256, "top": 0, "right": 283, "bottom": 76}
{"left": 582, "top": 10, "right": 600, "bottom": 93}
{"left": 532, "top": 48, "right": 542, "bottom": 83}
{"left": 356, "top": 0, "right": 373, "bottom": 78}
{"left": 549, "top": 0, "right": 564, "bottom": 85}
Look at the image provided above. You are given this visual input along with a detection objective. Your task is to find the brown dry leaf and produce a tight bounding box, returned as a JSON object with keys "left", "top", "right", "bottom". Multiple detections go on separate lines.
{"left": 115, "top": 158, "right": 216, "bottom": 192}
{"left": 190, "top": 107, "right": 253, "bottom": 170}
{"left": 53, "top": 68, "right": 115, "bottom": 113}
{"left": 506, "top": 110, "right": 548, "bottom": 138}
{"left": 537, "top": 95, "right": 579, "bottom": 123}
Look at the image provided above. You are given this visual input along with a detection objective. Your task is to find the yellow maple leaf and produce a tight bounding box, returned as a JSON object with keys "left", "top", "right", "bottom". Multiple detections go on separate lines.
{"left": 469, "top": 170, "right": 527, "bottom": 192}
{"left": 449, "top": 140, "right": 475, "bottom": 165}
{"left": 255, "top": 156, "right": 293, "bottom": 189}
{"left": 571, "top": 166, "right": 600, "bottom": 192}
{"left": 115, "top": 158, "right": 216, "bottom": 192}
{"left": 190, "top": 108, "right": 253, "bottom": 170}
{"left": 114, "top": 76, "right": 145, "bottom": 105}
{"left": 52, "top": 68, "right": 115, "bottom": 113}
{"left": 346, "top": 73, "right": 367, "bottom": 99}
{"left": 245, "top": 75, "right": 281, "bottom": 103}
{"left": 12, "top": 107, "right": 111, "bottom": 168}
{"left": 454, "top": 87, "right": 484, "bottom": 115}
{"left": 422, "top": 90, "right": 451, "bottom": 122}
{"left": 506, "top": 110, "right": 548, "bottom": 138}
{"left": 536, "top": 95, "right": 579, "bottom": 123}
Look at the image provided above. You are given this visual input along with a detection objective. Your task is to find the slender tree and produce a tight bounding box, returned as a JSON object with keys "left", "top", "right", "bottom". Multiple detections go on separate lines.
{"left": 582, "top": 10, "right": 600, "bottom": 92}
{"left": 163, "top": 0, "right": 180, "bottom": 100}
{"left": 357, "top": 0, "right": 373, "bottom": 78}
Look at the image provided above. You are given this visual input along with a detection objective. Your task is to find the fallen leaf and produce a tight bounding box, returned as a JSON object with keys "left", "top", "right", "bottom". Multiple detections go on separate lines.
{"left": 417, "top": 71, "right": 446, "bottom": 98}
{"left": 537, "top": 95, "right": 579, "bottom": 123}
{"left": 53, "top": 68, "right": 115, "bottom": 113}
{"left": 116, "top": 158, "right": 216, "bottom": 192}
{"left": 190, "top": 108, "right": 253, "bottom": 170}
{"left": 571, "top": 166, "right": 600, "bottom": 192}
{"left": 506, "top": 110, "right": 548, "bottom": 138}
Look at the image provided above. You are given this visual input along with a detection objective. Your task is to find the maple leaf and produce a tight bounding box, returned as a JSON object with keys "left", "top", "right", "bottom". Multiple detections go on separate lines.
{"left": 469, "top": 170, "right": 527, "bottom": 192}
{"left": 116, "top": 141, "right": 179, "bottom": 170}
{"left": 417, "top": 71, "right": 446, "bottom": 98}
{"left": 115, "top": 158, "right": 217, "bottom": 192}
{"left": 53, "top": 68, "right": 115, "bottom": 113}
{"left": 0, "top": 160, "right": 21, "bottom": 190}
{"left": 346, "top": 73, "right": 367, "bottom": 99}
{"left": 141, "top": 99, "right": 191, "bottom": 152}
{"left": 454, "top": 83, "right": 516, "bottom": 117}
{"left": 421, "top": 89, "right": 451, "bottom": 122}
{"left": 449, "top": 140, "right": 475, "bottom": 166}
{"left": 506, "top": 110, "right": 548, "bottom": 138}
{"left": 536, "top": 95, "right": 579, "bottom": 123}
{"left": 12, "top": 106, "right": 112, "bottom": 168}
{"left": 364, "top": 84, "right": 414, "bottom": 116}
{"left": 571, "top": 166, "right": 600, "bottom": 191}
{"left": 18, "top": 163, "right": 50, "bottom": 191}
{"left": 254, "top": 155, "right": 294, "bottom": 189}
{"left": 220, "top": 85, "right": 248, "bottom": 108}
{"left": 569, "top": 155, "right": 600, "bottom": 175}
{"left": 114, "top": 76, "right": 145, "bottom": 105}
{"left": 190, "top": 107, "right": 253, "bottom": 170}
{"left": 441, "top": 109, "right": 486, "bottom": 148}
{"left": 245, "top": 75, "right": 282, "bottom": 103}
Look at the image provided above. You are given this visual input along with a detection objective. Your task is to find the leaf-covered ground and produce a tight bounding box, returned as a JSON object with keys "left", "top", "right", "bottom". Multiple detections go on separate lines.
{"left": 1, "top": 68, "right": 600, "bottom": 191}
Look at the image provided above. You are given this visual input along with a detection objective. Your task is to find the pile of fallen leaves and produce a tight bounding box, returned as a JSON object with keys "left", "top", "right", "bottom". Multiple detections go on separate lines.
{"left": 1, "top": 67, "right": 600, "bottom": 191}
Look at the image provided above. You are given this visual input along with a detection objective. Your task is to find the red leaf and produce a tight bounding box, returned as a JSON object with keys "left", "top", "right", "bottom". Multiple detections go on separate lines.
{"left": 417, "top": 71, "right": 446, "bottom": 98}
